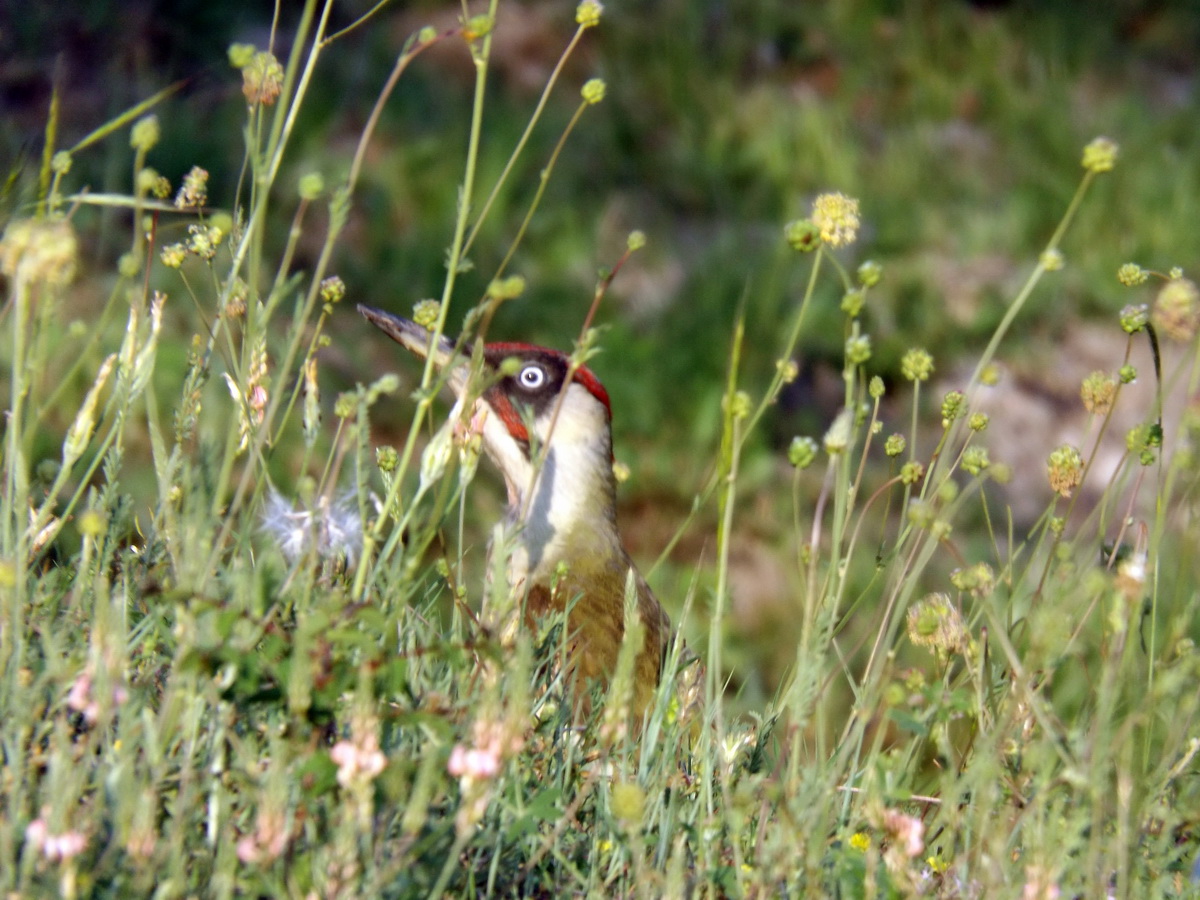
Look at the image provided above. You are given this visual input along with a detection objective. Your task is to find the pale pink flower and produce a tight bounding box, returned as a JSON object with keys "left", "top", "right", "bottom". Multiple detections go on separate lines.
{"left": 1023, "top": 866, "right": 1061, "bottom": 900}
{"left": 882, "top": 809, "right": 924, "bottom": 858}
{"left": 26, "top": 818, "right": 87, "bottom": 861}
{"left": 447, "top": 744, "right": 501, "bottom": 780}
{"left": 330, "top": 738, "right": 386, "bottom": 788}
{"left": 66, "top": 667, "right": 129, "bottom": 723}
{"left": 236, "top": 808, "right": 288, "bottom": 864}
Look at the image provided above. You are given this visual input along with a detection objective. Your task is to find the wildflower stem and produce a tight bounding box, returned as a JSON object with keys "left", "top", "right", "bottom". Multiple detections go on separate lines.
{"left": 465, "top": 25, "right": 588, "bottom": 257}
{"left": 490, "top": 99, "right": 590, "bottom": 293}
{"left": 650, "top": 252, "right": 824, "bottom": 580}
{"left": 703, "top": 313, "right": 745, "bottom": 817}
{"left": 427, "top": 833, "right": 470, "bottom": 900}
{"left": 354, "top": 0, "right": 501, "bottom": 601}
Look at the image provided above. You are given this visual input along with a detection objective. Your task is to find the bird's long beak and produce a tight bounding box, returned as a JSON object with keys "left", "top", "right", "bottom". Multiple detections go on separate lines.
{"left": 358, "top": 305, "right": 454, "bottom": 365}
{"left": 358, "top": 304, "right": 469, "bottom": 396}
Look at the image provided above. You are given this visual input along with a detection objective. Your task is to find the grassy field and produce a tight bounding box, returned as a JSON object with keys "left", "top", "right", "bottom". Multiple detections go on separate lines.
{"left": 3, "top": 1, "right": 1200, "bottom": 896}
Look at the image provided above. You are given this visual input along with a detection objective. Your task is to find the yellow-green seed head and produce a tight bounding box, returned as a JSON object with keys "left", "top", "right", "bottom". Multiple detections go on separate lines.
{"left": 857, "top": 259, "right": 883, "bottom": 287}
{"left": 243, "top": 51, "right": 284, "bottom": 106}
{"left": 1047, "top": 444, "right": 1083, "bottom": 498}
{"left": 846, "top": 335, "right": 871, "bottom": 366}
{"left": 1119, "top": 303, "right": 1148, "bottom": 334}
{"left": 784, "top": 218, "right": 821, "bottom": 252}
{"left": 1117, "top": 262, "right": 1148, "bottom": 286}
{"left": 130, "top": 115, "right": 160, "bottom": 152}
{"left": 811, "top": 192, "right": 860, "bottom": 247}
{"left": 581, "top": 78, "right": 607, "bottom": 105}
{"left": 788, "top": 436, "right": 818, "bottom": 468}
{"left": 1080, "top": 371, "right": 1117, "bottom": 415}
{"left": 1039, "top": 248, "right": 1064, "bottom": 271}
{"left": 175, "top": 166, "right": 209, "bottom": 210}
{"left": 900, "top": 461, "right": 924, "bottom": 486}
{"left": 576, "top": 0, "right": 604, "bottom": 28}
{"left": 1081, "top": 136, "right": 1118, "bottom": 173}
{"left": 901, "top": 348, "right": 933, "bottom": 382}
{"left": 320, "top": 276, "right": 346, "bottom": 304}
{"left": 962, "top": 446, "right": 990, "bottom": 476}
{"left": 1152, "top": 277, "right": 1200, "bottom": 341}
{"left": 412, "top": 299, "right": 441, "bottom": 328}
{"left": 940, "top": 390, "right": 965, "bottom": 428}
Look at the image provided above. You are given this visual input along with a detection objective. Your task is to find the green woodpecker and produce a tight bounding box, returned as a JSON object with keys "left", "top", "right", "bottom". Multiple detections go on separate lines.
{"left": 359, "top": 305, "right": 690, "bottom": 719}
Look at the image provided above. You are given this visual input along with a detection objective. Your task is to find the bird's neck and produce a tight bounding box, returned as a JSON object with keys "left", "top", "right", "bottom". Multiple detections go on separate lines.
{"left": 507, "top": 438, "right": 624, "bottom": 582}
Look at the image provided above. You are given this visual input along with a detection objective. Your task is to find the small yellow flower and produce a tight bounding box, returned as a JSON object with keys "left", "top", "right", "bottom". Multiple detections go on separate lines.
{"left": 412, "top": 299, "right": 440, "bottom": 328}
{"left": 242, "top": 50, "right": 284, "bottom": 106}
{"left": 1039, "top": 248, "right": 1064, "bottom": 271}
{"left": 1047, "top": 444, "right": 1083, "bottom": 498}
{"left": 961, "top": 446, "right": 990, "bottom": 476}
{"left": 0, "top": 218, "right": 78, "bottom": 286}
{"left": 907, "top": 592, "right": 968, "bottom": 655}
{"left": 901, "top": 348, "right": 933, "bottom": 382}
{"left": 1152, "top": 277, "right": 1200, "bottom": 341}
{"left": 1080, "top": 371, "right": 1117, "bottom": 415}
{"left": 575, "top": 0, "right": 603, "bottom": 28}
{"left": 320, "top": 275, "right": 346, "bottom": 304}
{"left": 1120, "top": 303, "right": 1149, "bottom": 334}
{"left": 160, "top": 243, "right": 186, "bottom": 268}
{"left": 174, "top": 166, "right": 209, "bottom": 210}
{"left": 950, "top": 562, "right": 995, "bottom": 599}
{"left": 940, "top": 390, "right": 965, "bottom": 428}
{"left": 487, "top": 275, "right": 526, "bottom": 301}
{"left": 811, "top": 192, "right": 860, "bottom": 247}
{"left": 849, "top": 832, "right": 870, "bottom": 852}
{"left": 186, "top": 223, "right": 222, "bottom": 260}
{"left": 845, "top": 334, "right": 871, "bottom": 365}
{"left": 1081, "top": 136, "right": 1119, "bottom": 173}
{"left": 926, "top": 853, "right": 950, "bottom": 874}
{"left": 1117, "top": 262, "right": 1148, "bottom": 286}
{"left": 130, "top": 115, "right": 160, "bottom": 153}
{"left": 581, "top": 78, "right": 606, "bottom": 105}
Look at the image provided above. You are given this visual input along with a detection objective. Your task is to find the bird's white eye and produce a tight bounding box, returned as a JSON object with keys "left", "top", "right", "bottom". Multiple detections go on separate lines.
{"left": 518, "top": 364, "right": 546, "bottom": 390}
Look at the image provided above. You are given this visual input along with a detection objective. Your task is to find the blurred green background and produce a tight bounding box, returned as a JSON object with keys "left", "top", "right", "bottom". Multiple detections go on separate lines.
{"left": 4, "top": 0, "right": 1198, "bottom": 701}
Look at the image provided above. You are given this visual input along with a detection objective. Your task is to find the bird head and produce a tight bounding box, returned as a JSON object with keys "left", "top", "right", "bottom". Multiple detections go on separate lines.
{"left": 358, "top": 305, "right": 617, "bottom": 529}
